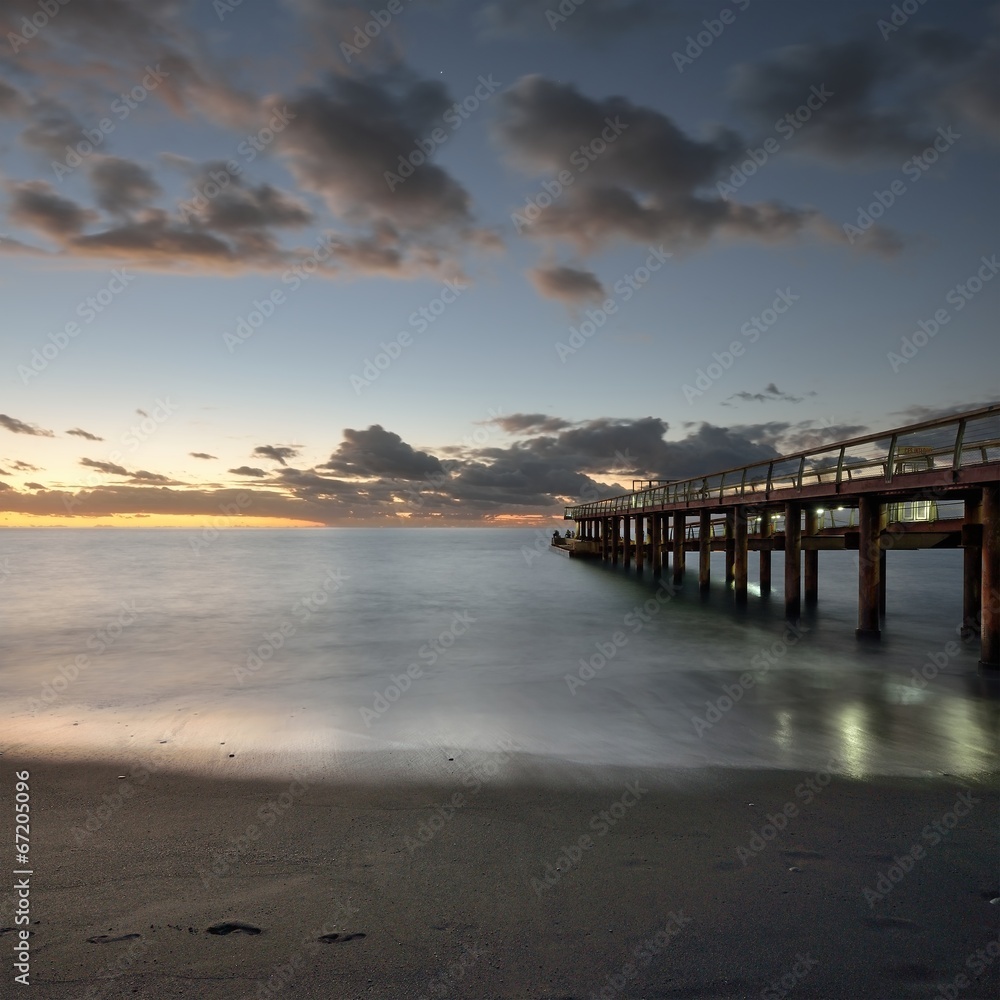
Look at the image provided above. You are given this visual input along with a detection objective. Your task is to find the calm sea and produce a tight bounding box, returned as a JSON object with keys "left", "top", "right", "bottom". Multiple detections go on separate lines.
{"left": 1, "top": 528, "right": 996, "bottom": 778}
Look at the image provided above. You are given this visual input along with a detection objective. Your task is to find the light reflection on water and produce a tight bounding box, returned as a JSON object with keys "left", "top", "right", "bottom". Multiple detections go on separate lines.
{"left": 0, "top": 528, "right": 996, "bottom": 778}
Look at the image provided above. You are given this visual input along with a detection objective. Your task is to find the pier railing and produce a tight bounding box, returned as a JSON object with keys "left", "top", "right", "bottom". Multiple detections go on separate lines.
{"left": 565, "top": 405, "right": 999, "bottom": 519}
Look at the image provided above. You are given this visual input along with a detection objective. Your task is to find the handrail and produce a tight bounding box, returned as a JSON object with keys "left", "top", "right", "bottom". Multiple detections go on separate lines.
{"left": 565, "top": 404, "right": 999, "bottom": 519}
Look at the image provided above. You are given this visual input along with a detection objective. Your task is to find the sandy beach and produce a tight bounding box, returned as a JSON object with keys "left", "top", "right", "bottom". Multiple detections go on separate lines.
{"left": 6, "top": 749, "right": 998, "bottom": 1000}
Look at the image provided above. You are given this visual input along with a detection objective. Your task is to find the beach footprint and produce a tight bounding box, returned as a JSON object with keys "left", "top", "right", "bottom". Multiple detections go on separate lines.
{"left": 317, "top": 932, "right": 366, "bottom": 944}
{"left": 206, "top": 922, "right": 262, "bottom": 936}
{"left": 87, "top": 933, "right": 142, "bottom": 944}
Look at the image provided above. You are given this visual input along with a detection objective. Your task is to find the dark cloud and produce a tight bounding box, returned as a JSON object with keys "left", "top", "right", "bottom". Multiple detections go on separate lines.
{"left": 230, "top": 466, "right": 268, "bottom": 477}
{"left": 185, "top": 165, "right": 313, "bottom": 232}
{"left": 0, "top": 80, "right": 26, "bottom": 115}
{"left": 24, "top": 482, "right": 45, "bottom": 490}
{"left": 497, "top": 76, "right": 839, "bottom": 254}
{"left": 529, "top": 264, "right": 605, "bottom": 306}
{"left": 80, "top": 458, "right": 128, "bottom": 476}
{"left": 190, "top": 452, "right": 217, "bottom": 460}
{"left": 729, "top": 28, "right": 1000, "bottom": 164}
{"left": 7, "top": 460, "right": 41, "bottom": 472}
{"left": 722, "top": 383, "right": 818, "bottom": 406}
{"left": 493, "top": 413, "right": 573, "bottom": 434}
{"left": 18, "top": 98, "right": 85, "bottom": 158}
{"left": 66, "top": 427, "right": 104, "bottom": 441}
{"left": 0, "top": 414, "right": 55, "bottom": 437}
{"left": 6, "top": 181, "right": 96, "bottom": 237}
{"left": 89, "top": 157, "right": 162, "bottom": 217}
{"left": 319, "top": 425, "right": 445, "bottom": 480}
{"left": 277, "top": 68, "right": 488, "bottom": 278}
{"left": 128, "top": 470, "right": 179, "bottom": 484}
{"left": 253, "top": 445, "right": 300, "bottom": 466}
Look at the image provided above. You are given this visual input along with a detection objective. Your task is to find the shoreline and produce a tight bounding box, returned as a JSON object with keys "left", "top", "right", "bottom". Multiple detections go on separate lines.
{"left": 4, "top": 752, "right": 998, "bottom": 999}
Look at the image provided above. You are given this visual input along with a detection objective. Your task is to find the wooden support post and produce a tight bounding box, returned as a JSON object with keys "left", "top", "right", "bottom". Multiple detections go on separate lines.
{"left": 963, "top": 495, "right": 983, "bottom": 640}
{"left": 734, "top": 505, "right": 748, "bottom": 604}
{"left": 635, "top": 515, "right": 644, "bottom": 575}
{"left": 760, "top": 513, "right": 772, "bottom": 596}
{"left": 879, "top": 549, "right": 887, "bottom": 618}
{"left": 623, "top": 513, "right": 632, "bottom": 569}
{"left": 699, "top": 510, "right": 711, "bottom": 591}
{"left": 612, "top": 517, "right": 620, "bottom": 567}
{"left": 725, "top": 509, "right": 735, "bottom": 585}
{"left": 673, "top": 510, "right": 685, "bottom": 584}
{"left": 651, "top": 512, "right": 661, "bottom": 579}
{"left": 785, "top": 502, "right": 801, "bottom": 623}
{"left": 804, "top": 508, "right": 819, "bottom": 605}
{"left": 981, "top": 484, "right": 999, "bottom": 669}
{"left": 856, "top": 495, "right": 880, "bottom": 639}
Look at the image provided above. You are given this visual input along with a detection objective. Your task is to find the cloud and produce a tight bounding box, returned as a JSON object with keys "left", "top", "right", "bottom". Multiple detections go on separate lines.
{"left": 528, "top": 264, "right": 605, "bottom": 306}
{"left": 6, "top": 181, "right": 97, "bottom": 237}
{"left": 80, "top": 458, "right": 128, "bottom": 476}
{"left": 190, "top": 452, "right": 217, "bottom": 460}
{"left": 6, "top": 460, "right": 41, "bottom": 472}
{"left": 492, "top": 413, "right": 573, "bottom": 434}
{"left": 276, "top": 68, "right": 489, "bottom": 278}
{"left": 0, "top": 414, "right": 55, "bottom": 437}
{"left": 729, "top": 27, "right": 1000, "bottom": 164}
{"left": 319, "top": 425, "right": 445, "bottom": 480}
{"left": 253, "top": 445, "right": 300, "bottom": 466}
{"left": 497, "top": 75, "right": 841, "bottom": 254}
{"left": 66, "top": 427, "right": 104, "bottom": 441}
{"left": 230, "top": 466, "right": 268, "bottom": 477}
{"left": 88, "top": 157, "right": 162, "bottom": 217}
{"left": 128, "top": 470, "right": 180, "bottom": 484}
{"left": 722, "top": 383, "right": 818, "bottom": 406}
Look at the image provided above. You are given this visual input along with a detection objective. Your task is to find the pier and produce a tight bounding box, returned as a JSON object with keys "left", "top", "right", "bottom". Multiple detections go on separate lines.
{"left": 561, "top": 405, "right": 1000, "bottom": 668}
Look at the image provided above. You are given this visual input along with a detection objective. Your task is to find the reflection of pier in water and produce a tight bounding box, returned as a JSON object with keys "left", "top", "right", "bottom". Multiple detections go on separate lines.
{"left": 561, "top": 404, "right": 1000, "bottom": 669}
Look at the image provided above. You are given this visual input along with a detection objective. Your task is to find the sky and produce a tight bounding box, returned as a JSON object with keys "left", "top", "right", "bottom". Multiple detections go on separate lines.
{"left": 0, "top": 0, "right": 997, "bottom": 526}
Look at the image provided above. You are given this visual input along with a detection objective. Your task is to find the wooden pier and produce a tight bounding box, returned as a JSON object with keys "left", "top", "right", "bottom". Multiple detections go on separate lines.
{"left": 562, "top": 405, "right": 1000, "bottom": 669}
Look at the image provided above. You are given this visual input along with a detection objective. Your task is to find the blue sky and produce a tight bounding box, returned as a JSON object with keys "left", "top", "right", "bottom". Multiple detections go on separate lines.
{"left": 0, "top": 0, "right": 997, "bottom": 524}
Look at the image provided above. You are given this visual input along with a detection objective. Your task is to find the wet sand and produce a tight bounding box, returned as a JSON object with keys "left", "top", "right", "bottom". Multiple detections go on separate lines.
{"left": 6, "top": 751, "right": 999, "bottom": 999}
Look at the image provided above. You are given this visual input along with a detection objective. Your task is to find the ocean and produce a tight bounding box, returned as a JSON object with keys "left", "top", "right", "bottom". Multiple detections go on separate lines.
{"left": 2, "top": 528, "right": 996, "bottom": 779}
